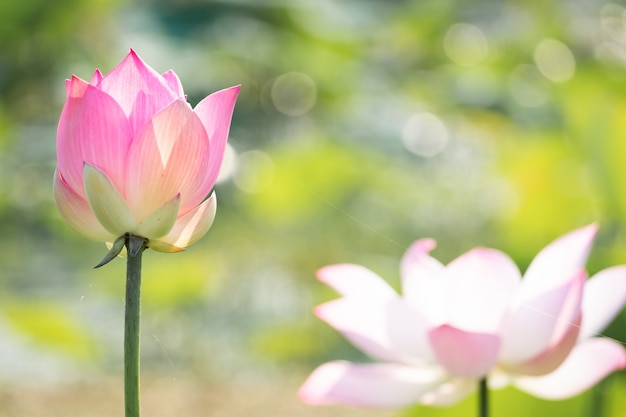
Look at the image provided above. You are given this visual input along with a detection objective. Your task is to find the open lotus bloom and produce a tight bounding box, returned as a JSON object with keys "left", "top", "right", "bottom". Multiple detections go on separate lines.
{"left": 54, "top": 50, "right": 239, "bottom": 252}
{"left": 299, "top": 224, "right": 626, "bottom": 408}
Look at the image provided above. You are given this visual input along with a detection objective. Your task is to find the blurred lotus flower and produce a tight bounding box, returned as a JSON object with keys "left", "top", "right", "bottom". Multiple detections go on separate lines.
{"left": 54, "top": 50, "right": 239, "bottom": 253}
{"left": 300, "top": 224, "right": 626, "bottom": 408}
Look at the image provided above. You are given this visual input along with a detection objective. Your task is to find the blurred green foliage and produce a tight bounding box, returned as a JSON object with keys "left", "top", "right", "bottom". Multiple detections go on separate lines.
{"left": 1, "top": 0, "right": 626, "bottom": 415}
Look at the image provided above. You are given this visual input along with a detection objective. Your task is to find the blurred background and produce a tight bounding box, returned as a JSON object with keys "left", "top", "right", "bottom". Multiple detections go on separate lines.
{"left": 1, "top": 0, "right": 626, "bottom": 415}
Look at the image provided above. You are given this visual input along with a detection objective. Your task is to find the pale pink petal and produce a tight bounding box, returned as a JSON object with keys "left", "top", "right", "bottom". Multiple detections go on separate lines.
{"left": 316, "top": 262, "right": 434, "bottom": 362}
{"left": 399, "top": 239, "right": 446, "bottom": 325}
{"left": 193, "top": 85, "right": 240, "bottom": 191}
{"left": 500, "top": 270, "right": 585, "bottom": 364}
{"left": 444, "top": 248, "right": 521, "bottom": 332}
{"left": 316, "top": 264, "right": 397, "bottom": 299}
{"left": 299, "top": 361, "right": 446, "bottom": 408}
{"left": 384, "top": 298, "right": 437, "bottom": 362}
{"left": 400, "top": 238, "right": 440, "bottom": 280}
{"left": 428, "top": 325, "right": 500, "bottom": 378}
{"left": 145, "top": 241, "right": 184, "bottom": 253}
{"left": 522, "top": 224, "right": 597, "bottom": 293}
{"left": 315, "top": 297, "right": 434, "bottom": 363}
{"left": 151, "top": 193, "right": 217, "bottom": 251}
{"left": 83, "top": 163, "right": 136, "bottom": 236}
{"left": 488, "top": 368, "right": 512, "bottom": 389}
{"left": 507, "top": 315, "right": 581, "bottom": 376}
{"left": 580, "top": 265, "right": 626, "bottom": 340}
{"left": 513, "top": 338, "right": 626, "bottom": 399}
{"left": 162, "top": 70, "right": 185, "bottom": 98}
{"left": 125, "top": 99, "right": 210, "bottom": 221}
{"left": 53, "top": 169, "right": 117, "bottom": 242}
{"left": 57, "top": 77, "right": 132, "bottom": 195}
{"left": 420, "top": 378, "right": 476, "bottom": 406}
{"left": 99, "top": 50, "right": 178, "bottom": 135}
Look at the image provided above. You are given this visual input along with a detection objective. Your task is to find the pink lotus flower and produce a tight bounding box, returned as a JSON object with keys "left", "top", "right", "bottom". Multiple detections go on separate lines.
{"left": 54, "top": 50, "right": 239, "bottom": 252}
{"left": 299, "top": 225, "right": 626, "bottom": 408}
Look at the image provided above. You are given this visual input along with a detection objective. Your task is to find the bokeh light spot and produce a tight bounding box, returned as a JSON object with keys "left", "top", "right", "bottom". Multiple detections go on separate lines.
{"left": 402, "top": 113, "right": 449, "bottom": 158}
{"left": 444, "top": 23, "right": 489, "bottom": 67}
{"left": 595, "top": 4, "right": 626, "bottom": 66}
{"left": 600, "top": 3, "right": 625, "bottom": 42}
{"left": 534, "top": 39, "right": 576, "bottom": 83}
{"left": 271, "top": 72, "right": 317, "bottom": 116}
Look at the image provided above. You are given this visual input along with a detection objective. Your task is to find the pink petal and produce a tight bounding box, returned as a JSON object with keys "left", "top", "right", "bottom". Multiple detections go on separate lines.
{"left": 151, "top": 193, "right": 217, "bottom": 252}
{"left": 522, "top": 224, "right": 597, "bottom": 293}
{"left": 399, "top": 239, "right": 446, "bottom": 325}
{"left": 580, "top": 265, "right": 626, "bottom": 340}
{"left": 161, "top": 70, "right": 185, "bottom": 98}
{"left": 299, "top": 361, "right": 446, "bottom": 408}
{"left": 125, "top": 99, "right": 210, "bottom": 221}
{"left": 428, "top": 325, "right": 500, "bottom": 378}
{"left": 444, "top": 248, "right": 521, "bottom": 332}
{"left": 193, "top": 85, "right": 240, "bottom": 191}
{"left": 316, "top": 264, "right": 397, "bottom": 299}
{"left": 513, "top": 338, "right": 626, "bottom": 399}
{"left": 315, "top": 297, "right": 434, "bottom": 363}
{"left": 89, "top": 69, "right": 103, "bottom": 85}
{"left": 57, "top": 77, "right": 132, "bottom": 196}
{"left": 53, "top": 169, "right": 116, "bottom": 242}
{"left": 99, "top": 50, "right": 178, "bottom": 135}
{"left": 64, "top": 79, "right": 72, "bottom": 96}
{"left": 500, "top": 270, "right": 585, "bottom": 365}
{"left": 66, "top": 75, "right": 89, "bottom": 97}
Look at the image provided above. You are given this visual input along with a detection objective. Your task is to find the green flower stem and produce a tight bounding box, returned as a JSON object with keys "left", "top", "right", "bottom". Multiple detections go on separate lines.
{"left": 479, "top": 377, "right": 489, "bottom": 417}
{"left": 125, "top": 235, "right": 146, "bottom": 417}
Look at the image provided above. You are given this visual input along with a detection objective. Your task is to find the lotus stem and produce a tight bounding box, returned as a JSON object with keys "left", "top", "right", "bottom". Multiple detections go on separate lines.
{"left": 125, "top": 234, "right": 146, "bottom": 417}
{"left": 479, "top": 377, "right": 489, "bottom": 417}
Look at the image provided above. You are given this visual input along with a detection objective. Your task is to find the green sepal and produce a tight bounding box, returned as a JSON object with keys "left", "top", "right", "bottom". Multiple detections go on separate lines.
{"left": 83, "top": 163, "right": 136, "bottom": 236}
{"left": 94, "top": 235, "right": 126, "bottom": 268}
{"left": 128, "top": 234, "right": 147, "bottom": 257}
